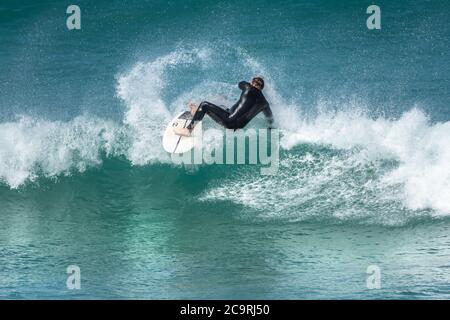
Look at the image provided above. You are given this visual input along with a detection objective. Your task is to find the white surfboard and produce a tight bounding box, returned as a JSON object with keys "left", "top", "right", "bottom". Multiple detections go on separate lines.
{"left": 162, "top": 111, "right": 202, "bottom": 154}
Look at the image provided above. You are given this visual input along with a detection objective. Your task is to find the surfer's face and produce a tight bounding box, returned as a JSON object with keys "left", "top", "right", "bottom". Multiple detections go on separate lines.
{"left": 251, "top": 79, "right": 262, "bottom": 90}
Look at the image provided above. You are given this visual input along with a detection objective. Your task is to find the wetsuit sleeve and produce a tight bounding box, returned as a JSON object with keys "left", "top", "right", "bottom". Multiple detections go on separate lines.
{"left": 229, "top": 81, "right": 251, "bottom": 114}
{"left": 238, "top": 81, "right": 250, "bottom": 90}
{"left": 263, "top": 103, "right": 274, "bottom": 127}
{"left": 228, "top": 90, "right": 254, "bottom": 121}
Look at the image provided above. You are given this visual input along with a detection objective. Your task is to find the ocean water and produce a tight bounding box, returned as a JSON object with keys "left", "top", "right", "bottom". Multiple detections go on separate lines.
{"left": 1, "top": 0, "right": 450, "bottom": 299}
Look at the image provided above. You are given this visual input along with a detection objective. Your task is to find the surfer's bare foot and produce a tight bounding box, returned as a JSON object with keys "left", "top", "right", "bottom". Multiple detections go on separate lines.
{"left": 174, "top": 127, "right": 192, "bottom": 137}
{"left": 188, "top": 102, "right": 199, "bottom": 115}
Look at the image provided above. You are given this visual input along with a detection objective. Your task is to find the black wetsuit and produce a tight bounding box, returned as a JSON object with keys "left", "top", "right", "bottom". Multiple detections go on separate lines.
{"left": 188, "top": 81, "right": 273, "bottom": 130}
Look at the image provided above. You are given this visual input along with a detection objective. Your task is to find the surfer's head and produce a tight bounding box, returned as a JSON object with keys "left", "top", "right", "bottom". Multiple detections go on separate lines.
{"left": 251, "top": 76, "right": 265, "bottom": 90}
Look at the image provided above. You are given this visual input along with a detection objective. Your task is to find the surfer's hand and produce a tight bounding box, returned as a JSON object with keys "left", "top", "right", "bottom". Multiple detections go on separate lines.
{"left": 188, "top": 101, "right": 197, "bottom": 108}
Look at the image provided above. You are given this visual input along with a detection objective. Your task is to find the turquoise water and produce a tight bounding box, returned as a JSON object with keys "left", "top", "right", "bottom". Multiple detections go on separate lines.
{"left": 1, "top": 0, "right": 450, "bottom": 299}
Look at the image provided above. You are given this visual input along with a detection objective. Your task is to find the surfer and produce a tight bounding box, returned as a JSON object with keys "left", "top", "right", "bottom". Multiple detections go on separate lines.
{"left": 175, "top": 77, "right": 274, "bottom": 136}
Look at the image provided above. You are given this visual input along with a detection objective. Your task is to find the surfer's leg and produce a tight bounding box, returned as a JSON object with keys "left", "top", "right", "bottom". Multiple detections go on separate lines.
{"left": 187, "top": 101, "right": 231, "bottom": 129}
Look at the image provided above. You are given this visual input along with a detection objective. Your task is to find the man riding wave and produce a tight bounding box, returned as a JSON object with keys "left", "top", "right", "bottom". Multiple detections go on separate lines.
{"left": 175, "top": 76, "right": 274, "bottom": 136}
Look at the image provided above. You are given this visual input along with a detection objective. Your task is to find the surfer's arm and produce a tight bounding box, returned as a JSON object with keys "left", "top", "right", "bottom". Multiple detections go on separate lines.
{"left": 228, "top": 91, "right": 253, "bottom": 121}
{"left": 228, "top": 81, "right": 250, "bottom": 117}
{"left": 263, "top": 103, "right": 274, "bottom": 127}
{"left": 229, "top": 82, "right": 250, "bottom": 113}
{"left": 238, "top": 81, "right": 251, "bottom": 90}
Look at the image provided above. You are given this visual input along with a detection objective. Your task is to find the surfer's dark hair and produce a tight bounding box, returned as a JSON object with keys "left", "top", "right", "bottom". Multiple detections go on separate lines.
{"left": 252, "top": 77, "right": 265, "bottom": 90}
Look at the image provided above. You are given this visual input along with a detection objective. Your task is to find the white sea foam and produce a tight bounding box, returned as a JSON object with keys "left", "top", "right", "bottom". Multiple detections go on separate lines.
{"left": 282, "top": 108, "right": 450, "bottom": 215}
{"left": 0, "top": 115, "right": 121, "bottom": 188}
{"left": 202, "top": 107, "right": 450, "bottom": 222}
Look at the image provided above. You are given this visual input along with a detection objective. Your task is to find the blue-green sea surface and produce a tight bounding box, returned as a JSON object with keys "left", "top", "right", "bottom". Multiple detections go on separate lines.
{"left": 0, "top": 0, "right": 449, "bottom": 299}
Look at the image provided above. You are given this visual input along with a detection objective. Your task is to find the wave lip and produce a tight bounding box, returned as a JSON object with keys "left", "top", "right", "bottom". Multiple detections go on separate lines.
{"left": 0, "top": 48, "right": 212, "bottom": 188}
{"left": 0, "top": 116, "right": 121, "bottom": 188}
